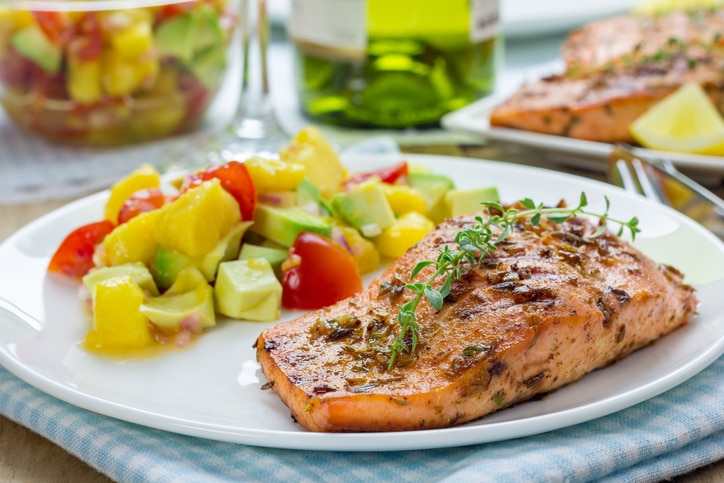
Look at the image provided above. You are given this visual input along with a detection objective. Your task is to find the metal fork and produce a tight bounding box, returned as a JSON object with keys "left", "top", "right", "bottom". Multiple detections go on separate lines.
{"left": 606, "top": 144, "right": 724, "bottom": 241}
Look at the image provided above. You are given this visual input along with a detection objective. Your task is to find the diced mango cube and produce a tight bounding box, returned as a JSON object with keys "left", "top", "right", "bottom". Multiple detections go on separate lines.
{"left": 104, "top": 163, "right": 160, "bottom": 223}
{"left": 279, "top": 126, "right": 347, "bottom": 198}
{"left": 245, "top": 156, "right": 306, "bottom": 193}
{"left": 155, "top": 179, "right": 241, "bottom": 258}
{"left": 84, "top": 275, "right": 154, "bottom": 351}
{"left": 335, "top": 225, "right": 380, "bottom": 274}
{"left": 381, "top": 183, "right": 427, "bottom": 216}
{"left": 68, "top": 57, "right": 102, "bottom": 103}
{"left": 374, "top": 211, "right": 435, "bottom": 259}
{"left": 102, "top": 48, "right": 151, "bottom": 95}
{"left": 102, "top": 209, "right": 160, "bottom": 266}
{"left": 110, "top": 21, "right": 153, "bottom": 58}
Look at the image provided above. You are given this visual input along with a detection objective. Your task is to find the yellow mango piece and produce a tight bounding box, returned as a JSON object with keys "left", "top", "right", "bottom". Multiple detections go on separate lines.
{"left": 102, "top": 209, "right": 160, "bottom": 266}
{"left": 155, "top": 179, "right": 241, "bottom": 258}
{"left": 374, "top": 211, "right": 435, "bottom": 259}
{"left": 102, "top": 48, "right": 145, "bottom": 95}
{"left": 85, "top": 276, "right": 154, "bottom": 351}
{"left": 279, "top": 126, "right": 347, "bottom": 198}
{"left": 381, "top": 183, "right": 427, "bottom": 216}
{"left": 245, "top": 156, "right": 306, "bottom": 193}
{"left": 68, "top": 57, "right": 102, "bottom": 103}
{"left": 104, "top": 163, "right": 160, "bottom": 223}
{"left": 335, "top": 225, "right": 380, "bottom": 274}
{"left": 110, "top": 21, "right": 153, "bottom": 59}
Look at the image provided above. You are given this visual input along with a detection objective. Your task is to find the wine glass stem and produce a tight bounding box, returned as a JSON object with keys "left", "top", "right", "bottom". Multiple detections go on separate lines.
{"left": 232, "top": 0, "right": 283, "bottom": 140}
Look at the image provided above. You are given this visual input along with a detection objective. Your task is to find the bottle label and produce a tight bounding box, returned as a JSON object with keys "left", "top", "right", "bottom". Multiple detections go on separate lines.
{"left": 289, "top": 0, "right": 500, "bottom": 59}
{"left": 288, "top": 0, "right": 367, "bottom": 60}
{"left": 471, "top": 0, "right": 501, "bottom": 43}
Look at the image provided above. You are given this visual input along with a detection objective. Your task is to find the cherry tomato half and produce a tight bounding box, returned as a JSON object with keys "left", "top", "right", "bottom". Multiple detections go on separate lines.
{"left": 48, "top": 220, "right": 115, "bottom": 279}
{"left": 345, "top": 161, "right": 408, "bottom": 189}
{"left": 281, "top": 232, "right": 362, "bottom": 310}
{"left": 32, "top": 11, "right": 69, "bottom": 45}
{"left": 182, "top": 161, "right": 256, "bottom": 220}
{"left": 70, "top": 12, "right": 102, "bottom": 61}
{"left": 117, "top": 188, "right": 175, "bottom": 225}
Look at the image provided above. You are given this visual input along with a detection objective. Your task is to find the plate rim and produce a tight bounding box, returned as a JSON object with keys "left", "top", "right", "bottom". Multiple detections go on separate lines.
{"left": 1, "top": 153, "right": 723, "bottom": 452}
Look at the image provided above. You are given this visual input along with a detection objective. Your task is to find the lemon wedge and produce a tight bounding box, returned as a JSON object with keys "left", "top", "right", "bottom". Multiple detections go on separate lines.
{"left": 632, "top": 0, "right": 723, "bottom": 15}
{"left": 629, "top": 83, "right": 724, "bottom": 156}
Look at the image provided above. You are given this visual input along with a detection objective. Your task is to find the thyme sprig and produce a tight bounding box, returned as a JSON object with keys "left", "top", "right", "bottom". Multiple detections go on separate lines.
{"left": 386, "top": 193, "right": 641, "bottom": 370}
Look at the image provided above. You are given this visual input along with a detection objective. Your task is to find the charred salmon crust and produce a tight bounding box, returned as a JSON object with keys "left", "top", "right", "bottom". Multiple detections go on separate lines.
{"left": 256, "top": 213, "right": 697, "bottom": 432}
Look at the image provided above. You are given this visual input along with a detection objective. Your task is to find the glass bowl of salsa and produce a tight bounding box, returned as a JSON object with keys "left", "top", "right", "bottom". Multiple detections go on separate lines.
{"left": 0, "top": 0, "right": 238, "bottom": 146}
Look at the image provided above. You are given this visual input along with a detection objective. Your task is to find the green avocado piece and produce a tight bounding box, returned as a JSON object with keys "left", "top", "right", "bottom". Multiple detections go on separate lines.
{"left": 11, "top": 25, "right": 62, "bottom": 73}
{"left": 140, "top": 283, "right": 215, "bottom": 331}
{"left": 152, "top": 247, "right": 191, "bottom": 291}
{"left": 155, "top": 13, "right": 196, "bottom": 63}
{"left": 190, "top": 44, "right": 226, "bottom": 89}
{"left": 166, "top": 266, "right": 208, "bottom": 295}
{"left": 297, "top": 178, "right": 332, "bottom": 216}
{"left": 192, "top": 4, "right": 225, "bottom": 53}
{"left": 407, "top": 171, "right": 455, "bottom": 223}
{"left": 250, "top": 204, "right": 332, "bottom": 248}
{"left": 330, "top": 181, "right": 396, "bottom": 237}
{"left": 83, "top": 263, "right": 159, "bottom": 296}
{"left": 214, "top": 258, "right": 282, "bottom": 321}
{"left": 153, "top": 222, "right": 251, "bottom": 289}
{"left": 445, "top": 186, "right": 500, "bottom": 217}
{"left": 238, "top": 243, "right": 288, "bottom": 279}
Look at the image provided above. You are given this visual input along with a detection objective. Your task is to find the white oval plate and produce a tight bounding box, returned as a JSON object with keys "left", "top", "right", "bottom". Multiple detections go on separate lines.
{"left": 1, "top": 154, "right": 724, "bottom": 452}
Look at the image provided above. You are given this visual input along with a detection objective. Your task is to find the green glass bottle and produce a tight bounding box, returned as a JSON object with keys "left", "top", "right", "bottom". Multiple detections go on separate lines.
{"left": 288, "top": 0, "right": 502, "bottom": 129}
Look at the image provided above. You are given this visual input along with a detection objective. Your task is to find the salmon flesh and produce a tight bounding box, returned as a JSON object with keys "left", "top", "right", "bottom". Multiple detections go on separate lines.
{"left": 490, "top": 9, "right": 724, "bottom": 143}
{"left": 256, "top": 210, "right": 697, "bottom": 432}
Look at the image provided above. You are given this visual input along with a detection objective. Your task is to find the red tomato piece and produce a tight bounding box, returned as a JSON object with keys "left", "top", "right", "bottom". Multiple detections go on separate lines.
{"left": 117, "top": 188, "right": 175, "bottom": 225}
{"left": 182, "top": 161, "right": 256, "bottom": 220}
{"left": 47, "top": 220, "right": 115, "bottom": 279}
{"left": 281, "top": 232, "right": 362, "bottom": 310}
{"left": 157, "top": 2, "right": 195, "bottom": 22}
{"left": 32, "top": 11, "right": 69, "bottom": 45}
{"left": 71, "top": 12, "right": 102, "bottom": 61}
{"left": 345, "top": 161, "right": 409, "bottom": 189}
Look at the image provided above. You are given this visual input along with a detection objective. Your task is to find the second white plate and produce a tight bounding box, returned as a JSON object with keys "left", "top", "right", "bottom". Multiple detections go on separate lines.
{"left": 442, "top": 93, "right": 724, "bottom": 174}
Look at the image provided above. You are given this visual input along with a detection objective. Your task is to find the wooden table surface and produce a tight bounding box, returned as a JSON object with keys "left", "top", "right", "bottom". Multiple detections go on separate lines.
{"left": 0, "top": 143, "right": 722, "bottom": 482}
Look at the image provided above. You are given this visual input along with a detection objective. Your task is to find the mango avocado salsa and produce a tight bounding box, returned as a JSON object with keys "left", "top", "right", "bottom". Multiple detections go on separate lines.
{"left": 47, "top": 127, "right": 500, "bottom": 357}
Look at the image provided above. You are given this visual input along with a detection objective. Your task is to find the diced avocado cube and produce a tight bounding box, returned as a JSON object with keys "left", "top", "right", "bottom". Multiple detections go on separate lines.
{"left": 250, "top": 204, "right": 332, "bottom": 248}
{"left": 214, "top": 259, "right": 282, "bottom": 322}
{"left": 140, "top": 283, "right": 215, "bottom": 331}
{"left": 192, "top": 4, "right": 225, "bottom": 53}
{"left": 153, "top": 221, "right": 251, "bottom": 289}
{"left": 166, "top": 266, "right": 208, "bottom": 295}
{"left": 331, "top": 180, "right": 396, "bottom": 238}
{"left": 445, "top": 186, "right": 500, "bottom": 217}
{"left": 155, "top": 13, "right": 195, "bottom": 63}
{"left": 238, "top": 243, "right": 288, "bottom": 279}
{"left": 83, "top": 262, "right": 159, "bottom": 297}
{"left": 152, "top": 247, "right": 191, "bottom": 291}
{"left": 297, "top": 178, "right": 332, "bottom": 216}
{"left": 10, "top": 25, "right": 62, "bottom": 73}
{"left": 408, "top": 171, "right": 455, "bottom": 223}
{"left": 190, "top": 44, "right": 226, "bottom": 89}
{"left": 194, "top": 221, "right": 251, "bottom": 280}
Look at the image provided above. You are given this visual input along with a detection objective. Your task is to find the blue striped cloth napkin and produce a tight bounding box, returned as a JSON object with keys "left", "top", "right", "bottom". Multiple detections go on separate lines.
{"left": 1, "top": 356, "right": 722, "bottom": 483}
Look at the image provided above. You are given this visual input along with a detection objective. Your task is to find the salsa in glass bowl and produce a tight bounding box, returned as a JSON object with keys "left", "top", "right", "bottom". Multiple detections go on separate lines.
{"left": 0, "top": 0, "right": 238, "bottom": 146}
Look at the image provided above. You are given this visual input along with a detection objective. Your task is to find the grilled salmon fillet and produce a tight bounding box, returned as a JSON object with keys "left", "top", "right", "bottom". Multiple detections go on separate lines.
{"left": 256, "top": 209, "right": 697, "bottom": 432}
{"left": 490, "top": 9, "right": 724, "bottom": 143}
